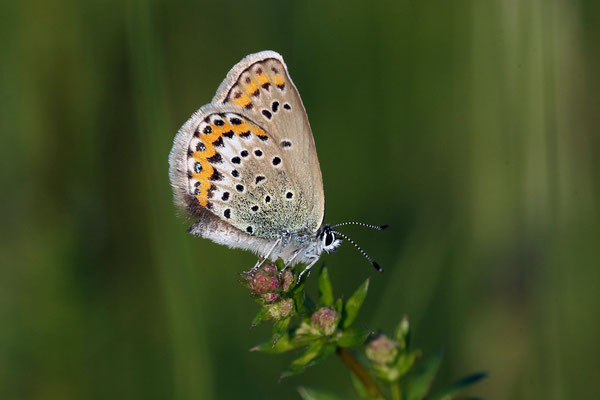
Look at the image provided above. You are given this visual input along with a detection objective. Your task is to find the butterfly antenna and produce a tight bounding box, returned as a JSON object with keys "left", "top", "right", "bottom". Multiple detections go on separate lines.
{"left": 331, "top": 221, "right": 389, "bottom": 230}
{"left": 331, "top": 230, "right": 383, "bottom": 272}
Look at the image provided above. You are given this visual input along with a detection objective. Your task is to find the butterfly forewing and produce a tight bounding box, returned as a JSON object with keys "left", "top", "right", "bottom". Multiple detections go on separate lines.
{"left": 214, "top": 52, "right": 325, "bottom": 232}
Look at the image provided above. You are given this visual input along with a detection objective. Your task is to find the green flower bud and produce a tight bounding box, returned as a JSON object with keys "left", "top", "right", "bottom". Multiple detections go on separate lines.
{"left": 311, "top": 307, "right": 340, "bottom": 336}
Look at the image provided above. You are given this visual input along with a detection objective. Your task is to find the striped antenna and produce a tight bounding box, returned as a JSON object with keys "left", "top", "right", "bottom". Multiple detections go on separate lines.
{"left": 331, "top": 221, "right": 389, "bottom": 230}
{"left": 332, "top": 230, "right": 383, "bottom": 272}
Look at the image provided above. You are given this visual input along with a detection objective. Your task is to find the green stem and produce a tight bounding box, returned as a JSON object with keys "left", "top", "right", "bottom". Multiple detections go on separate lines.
{"left": 336, "top": 347, "right": 384, "bottom": 399}
{"left": 390, "top": 382, "right": 401, "bottom": 400}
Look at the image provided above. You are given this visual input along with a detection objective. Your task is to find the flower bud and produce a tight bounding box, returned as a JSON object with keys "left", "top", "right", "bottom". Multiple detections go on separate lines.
{"left": 267, "top": 298, "right": 294, "bottom": 320}
{"left": 366, "top": 334, "right": 399, "bottom": 365}
{"left": 281, "top": 269, "right": 294, "bottom": 292}
{"left": 248, "top": 264, "right": 280, "bottom": 294}
{"left": 311, "top": 307, "right": 340, "bottom": 336}
{"left": 279, "top": 298, "right": 294, "bottom": 318}
{"left": 262, "top": 292, "right": 279, "bottom": 303}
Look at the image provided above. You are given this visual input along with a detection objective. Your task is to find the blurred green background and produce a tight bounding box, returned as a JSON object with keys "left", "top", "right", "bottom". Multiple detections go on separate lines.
{"left": 2, "top": 0, "right": 599, "bottom": 398}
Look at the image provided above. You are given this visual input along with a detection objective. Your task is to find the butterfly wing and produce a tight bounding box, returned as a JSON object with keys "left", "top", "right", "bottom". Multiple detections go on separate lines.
{"left": 169, "top": 51, "right": 325, "bottom": 243}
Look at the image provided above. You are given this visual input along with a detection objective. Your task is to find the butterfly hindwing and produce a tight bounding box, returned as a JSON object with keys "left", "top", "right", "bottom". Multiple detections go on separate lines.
{"left": 169, "top": 51, "right": 325, "bottom": 242}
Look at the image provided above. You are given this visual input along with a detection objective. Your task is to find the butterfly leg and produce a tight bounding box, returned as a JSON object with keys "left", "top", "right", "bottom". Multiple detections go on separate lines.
{"left": 297, "top": 257, "right": 319, "bottom": 283}
{"left": 246, "top": 239, "right": 281, "bottom": 274}
{"left": 279, "top": 250, "right": 301, "bottom": 277}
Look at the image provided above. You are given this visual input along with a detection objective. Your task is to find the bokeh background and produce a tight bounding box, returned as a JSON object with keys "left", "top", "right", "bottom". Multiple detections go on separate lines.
{"left": 2, "top": 0, "right": 599, "bottom": 398}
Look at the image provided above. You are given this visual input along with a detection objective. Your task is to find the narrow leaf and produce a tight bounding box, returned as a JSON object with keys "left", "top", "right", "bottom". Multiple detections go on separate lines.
{"left": 394, "top": 315, "right": 410, "bottom": 349}
{"left": 306, "top": 342, "right": 337, "bottom": 368}
{"left": 337, "top": 328, "right": 372, "bottom": 348}
{"left": 293, "top": 281, "right": 308, "bottom": 314}
{"left": 350, "top": 372, "right": 370, "bottom": 399}
{"left": 335, "top": 298, "right": 343, "bottom": 313}
{"left": 251, "top": 307, "right": 269, "bottom": 328}
{"left": 298, "top": 386, "right": 345, "bottom": 400}
{"left": 272, "top": 316, "right": 291, "bottom": 345}
{"left": 428, "top": 373, "right": 487, "bottom": 400}
{"left": 318, "top": 266, "right": 334, "bottom": 306}
{"left": 251, "top": 333, "right": 303, "bottom": 354}
{"left": 342, "top": 278, "right": 370, "bottom": 328}
{"left": 405, "top": 350, "right": 443, "bottom": 400}
{"left": 280, "top": 341, "right": 324, "bottom": 379}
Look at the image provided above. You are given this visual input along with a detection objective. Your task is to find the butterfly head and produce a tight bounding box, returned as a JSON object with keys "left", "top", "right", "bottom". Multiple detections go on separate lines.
{"left": 319, "top": 225, "right": 343, "bottom": 254}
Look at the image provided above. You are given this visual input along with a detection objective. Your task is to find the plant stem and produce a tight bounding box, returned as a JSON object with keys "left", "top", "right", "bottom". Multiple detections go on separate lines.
{"left": 336, "top": 347, "right": 384, "bottom": 399}
{"left": 390, "top": 382, "right": 401, "bottom": 400}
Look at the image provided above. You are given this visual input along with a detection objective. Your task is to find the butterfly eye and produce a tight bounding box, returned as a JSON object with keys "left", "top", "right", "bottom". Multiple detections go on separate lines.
{"left": 325, "top": 232, "right": 334, "bottom": 247}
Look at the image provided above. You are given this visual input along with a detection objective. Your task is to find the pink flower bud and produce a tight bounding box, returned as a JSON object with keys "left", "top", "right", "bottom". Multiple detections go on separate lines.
{"left": 248, "top": 264, "right": 280, "bottom": 294}
{"left": 281, "top": 270, "right": 294, "bottom": 292}
{"left": 262, "top": 292, "right": 279, "bottom": 303}
{"left": 311, "top": 307, "right": 340, "bottom": 336}
{"left": 366, "top": 334, "right": 398, "bottom": 365}
{"left": 279, "top": 298, "right": 294, "bottom": 318}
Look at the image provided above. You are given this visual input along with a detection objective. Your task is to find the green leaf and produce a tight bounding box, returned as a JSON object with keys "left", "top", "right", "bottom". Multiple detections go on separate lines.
{"left": 404, "top": 350, "right": 443, "bottom": 400}
{"left": 350, "top": 371, "right": 385, "bottom": 400}
{"left": 298, "top": 386, "right": 345, "bottom": 400}
{"left": 428, "top": 373, "right": 487, "bottom": 400}
{"left": 342, "top": 278, "right": 370, "bottom": 328}
{"left": 350, "top": 372, "right": 370, "bottom": 399}
{"left": 394, "top": 315, "right": 410, "bottom": 349}
{"left": 251, "top": 307, "right": 269, "bottom": 328}
{"left": 280, "top": 340, "right": 324, "bottom": 379}
{"left": 335, "top": 298, "right": 343, "bottom": 313}
{"left": 395, "top": 349, "right": 421, "bottom": 377}
{"left": 293, "top": 281, "right": 308, "bottom": 314}
{"left": 318, "top": 266, "right": 334, "bottom": 306}
{"left": 337, "top": 328, "right": 371, "bottom": 348}
{"left": 272, "top": 316, "right": 291, "bottom": 345}
{"left": 251, "top": 333, "right": 303, "bottom": 354}
{"left": 275, "top": 258, "right": 285, "bottom": 270}
{"left": 306, "top": 342, "right": 337, "bottom": 368}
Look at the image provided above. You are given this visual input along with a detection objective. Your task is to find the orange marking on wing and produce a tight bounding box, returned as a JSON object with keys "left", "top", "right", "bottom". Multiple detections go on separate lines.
{"left": 255, "top": 72, "right": 270, "bottom": 86}
{"left": 193, "top": 144, "right": 216, "bottom": 161}
{"left": 232, "top": 93, "right": 252, "bottom": 108}
{"left": 253, "top": 126, "right": 268, "bottom": 137}
{"left": 233, "top": 122, "right": 250, "bottom": 135}
{"left": 273, "top": 74, "right": 285, "bottom": 86}
{"left": 244, "top": 81, "right": 259, "bottom": 96}
{"left": 192, "top": 160, "right": 214, "bottom": 207}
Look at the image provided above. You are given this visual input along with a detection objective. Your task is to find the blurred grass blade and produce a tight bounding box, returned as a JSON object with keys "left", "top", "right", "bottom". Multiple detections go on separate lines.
{"left": 337, "top": 328, "right": 372, "bottom": 348}
{"left": 318, "top": 266, "right": 334, "bottom": 306}
{"left": 298, "top": 386, "right": 345, "bottom": 400}
{"left": 428, "top": 373, "right": 487, "bottom": 400}
{"left": 405, "top": 350, "right": 443, "bottom": 400}
{"left": 342, "top": 278, "right": 370, "bottom": 328}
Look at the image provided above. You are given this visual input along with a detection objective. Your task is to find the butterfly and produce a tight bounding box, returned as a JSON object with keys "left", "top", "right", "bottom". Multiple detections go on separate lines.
{"left": 169, "top": 51, "right": 386, "bottom": 278}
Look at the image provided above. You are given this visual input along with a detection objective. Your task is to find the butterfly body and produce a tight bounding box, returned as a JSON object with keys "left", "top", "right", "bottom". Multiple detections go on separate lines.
{"left": 169, "top": 51, "right": 342, "bottom": 269}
